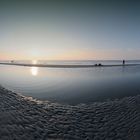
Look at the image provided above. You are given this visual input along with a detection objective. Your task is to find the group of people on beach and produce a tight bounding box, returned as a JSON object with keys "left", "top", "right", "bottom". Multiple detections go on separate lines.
{"left": 94, "top": 60, "right": 125, "bottom": 67}
{"left": 94, "top": 63, "right": 103, "bottom": 67}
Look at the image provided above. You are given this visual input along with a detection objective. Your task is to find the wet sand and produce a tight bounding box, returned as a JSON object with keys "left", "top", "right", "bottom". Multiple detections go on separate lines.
{"left": 0, "top": 62, "right": 139, "bottom": 68}
{"left": 0, "top": 86, "right": 140, "bottom": 139}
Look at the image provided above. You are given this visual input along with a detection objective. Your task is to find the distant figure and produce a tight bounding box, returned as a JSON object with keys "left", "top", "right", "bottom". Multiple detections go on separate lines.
{"left": 98, "top": 63, "right": 102, "bottom": 66}
{"left": 94, "top": 63, "right": 102, "bottom": 67}
{"left": 123, "top": 60, "right": 125, "bottom": 65}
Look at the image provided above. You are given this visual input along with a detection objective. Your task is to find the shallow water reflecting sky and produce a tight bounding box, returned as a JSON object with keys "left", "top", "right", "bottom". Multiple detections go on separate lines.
{"left": 0, "top": 63, "right": 140, "bottom": 105}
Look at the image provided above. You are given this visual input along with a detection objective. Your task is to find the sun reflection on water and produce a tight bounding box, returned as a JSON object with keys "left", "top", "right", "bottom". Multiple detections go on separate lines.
{"left": 31, "top": 67, "right": 38, "bottom": 76}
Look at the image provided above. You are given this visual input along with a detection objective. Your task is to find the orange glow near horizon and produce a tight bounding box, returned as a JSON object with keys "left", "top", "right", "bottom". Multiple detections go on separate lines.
{"left": 32, "top": 60, "right": 38, "bottom": 64}
{"left": 0, "top": 48, "right": 140, "bottom": 60}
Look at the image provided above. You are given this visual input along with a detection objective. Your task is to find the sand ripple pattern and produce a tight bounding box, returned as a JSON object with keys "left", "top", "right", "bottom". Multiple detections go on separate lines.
{"left": 0, "top": 86, "right": 140, "bottom": 140}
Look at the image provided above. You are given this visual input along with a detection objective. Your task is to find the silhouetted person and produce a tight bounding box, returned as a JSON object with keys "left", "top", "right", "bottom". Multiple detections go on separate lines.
{"left": 123, "top": 60, "right": 125, "bottom": 65}
{"left": 98, "top": 63, "right": 102, "bottom": 66}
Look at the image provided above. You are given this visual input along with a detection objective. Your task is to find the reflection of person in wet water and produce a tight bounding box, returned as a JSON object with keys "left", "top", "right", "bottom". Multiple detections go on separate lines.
{"left": 123, "top": 60, "right": 125, "bottom": 65}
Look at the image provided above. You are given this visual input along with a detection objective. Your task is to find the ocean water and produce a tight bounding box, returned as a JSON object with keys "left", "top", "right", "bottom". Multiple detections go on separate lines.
{"left": 0, "top": 60, "right": 140, "bottom": 105}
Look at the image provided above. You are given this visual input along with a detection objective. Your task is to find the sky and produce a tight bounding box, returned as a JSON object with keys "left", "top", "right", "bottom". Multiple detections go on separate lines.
{"left": 0, "top": 0, "right": 140, "bottom": 60}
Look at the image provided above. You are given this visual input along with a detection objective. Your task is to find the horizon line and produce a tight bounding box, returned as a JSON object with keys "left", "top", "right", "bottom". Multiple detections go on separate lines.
{"left": 1, "top": 59, "right": 140, "bottom": 61}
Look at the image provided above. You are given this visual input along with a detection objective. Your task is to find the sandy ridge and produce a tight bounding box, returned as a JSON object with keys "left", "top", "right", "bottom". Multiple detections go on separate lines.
{"left": 0, "top": 62, "right": 140, "bottom": 68}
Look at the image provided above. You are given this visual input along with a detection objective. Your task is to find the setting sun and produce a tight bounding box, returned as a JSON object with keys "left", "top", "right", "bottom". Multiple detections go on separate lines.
{"left": 32, "top": 60, "right": 38, "bottom": 65}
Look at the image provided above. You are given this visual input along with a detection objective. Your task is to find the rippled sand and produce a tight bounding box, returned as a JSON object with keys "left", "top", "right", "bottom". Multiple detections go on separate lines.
{"left": 0, "top": 86, "right": 140, "bottom": 140}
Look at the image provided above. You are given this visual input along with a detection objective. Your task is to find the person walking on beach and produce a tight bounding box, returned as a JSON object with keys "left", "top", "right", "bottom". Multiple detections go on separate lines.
{"left": 123, "top": 60, "right": 125, "bottom": 65}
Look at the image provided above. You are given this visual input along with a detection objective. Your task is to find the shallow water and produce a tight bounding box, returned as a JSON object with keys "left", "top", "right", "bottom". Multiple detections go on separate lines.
{"left": 0, "top": 60, "right": 140, "bottom": 105}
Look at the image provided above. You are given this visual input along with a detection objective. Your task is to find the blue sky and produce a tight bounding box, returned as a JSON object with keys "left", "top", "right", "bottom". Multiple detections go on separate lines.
{"left": 0, "top": 0, "right": 140, "bottom": 60}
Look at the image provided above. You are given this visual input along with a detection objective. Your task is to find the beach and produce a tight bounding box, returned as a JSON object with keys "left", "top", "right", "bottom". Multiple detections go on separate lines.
{"left": 1, "top": 0, "right": 140, "bottom": 139}
{"left": 0, "top": 86, "right": 140, "bottom": 140}
{"left": 0, "top": 62, "right": 140, "bottom": 68}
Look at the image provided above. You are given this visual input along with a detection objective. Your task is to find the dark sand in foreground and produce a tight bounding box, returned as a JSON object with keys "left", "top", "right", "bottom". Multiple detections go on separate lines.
{"left": 0, "top": 86, "right": 140, "bottom": 140}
